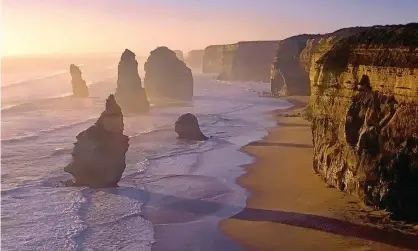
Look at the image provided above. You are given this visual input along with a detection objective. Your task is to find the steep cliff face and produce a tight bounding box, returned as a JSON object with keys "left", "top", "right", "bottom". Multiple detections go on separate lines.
{"left": 185, "top": 50, "right": 205, "bottom": 70}
{"left": 310, "top": 24, "right": 418, "bottom": 221}
{"left": 202, "top": 45, "right": 224, "bottom": 73}
{"left": 271, "top": 28, "right": 366, "bottom": 97}
{"left": 217, "top": 41, "right": 280, "bottom": 82}
{"left": 270, "top": 35, "right": 317, "bottom": 96}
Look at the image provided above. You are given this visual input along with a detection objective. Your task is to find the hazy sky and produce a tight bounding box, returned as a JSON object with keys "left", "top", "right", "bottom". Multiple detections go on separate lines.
{"left": 2, "top": 0, "right": 418, "bottom": 56}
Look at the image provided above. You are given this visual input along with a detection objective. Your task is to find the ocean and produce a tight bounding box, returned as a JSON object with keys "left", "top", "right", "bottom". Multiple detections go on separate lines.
{"left": 1, "top": 56, "right": 290, "bottom": 251}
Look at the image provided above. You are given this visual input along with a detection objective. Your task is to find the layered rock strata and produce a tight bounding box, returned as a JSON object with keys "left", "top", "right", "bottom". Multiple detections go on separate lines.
{"left": 310, "top": 23, "right": 418, "bottom": 221}
{"left": 64, "top": 94, "right": 129, "bottom": 188}
{"left": 144, "top": 47, "right": 193, "bottom": 101}
{"left": 271, "top": 27, "right": 366, "bottom": 96}
{"left": 115, "top": 49, "right": 150, "bottom": 113}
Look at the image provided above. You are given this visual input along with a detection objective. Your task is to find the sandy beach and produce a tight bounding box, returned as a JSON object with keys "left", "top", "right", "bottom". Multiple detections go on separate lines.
{"left": 220, "top": 97, "right": 418, "bottom": 251}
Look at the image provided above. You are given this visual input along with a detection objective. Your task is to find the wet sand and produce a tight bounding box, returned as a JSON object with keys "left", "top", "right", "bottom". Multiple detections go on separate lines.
{"left": 220, "top": 96, "right": 418, "bottom": 251}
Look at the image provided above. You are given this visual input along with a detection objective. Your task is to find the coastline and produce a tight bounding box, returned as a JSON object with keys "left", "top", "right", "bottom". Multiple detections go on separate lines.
{"left": 220, "top": 96, "right": 418, "bottom": 251}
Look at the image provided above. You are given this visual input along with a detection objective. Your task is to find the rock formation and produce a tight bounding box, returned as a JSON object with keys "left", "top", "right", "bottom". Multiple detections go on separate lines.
{"left": 64, "top": 94, "right": 129, "bottom": 188}
{"left": 175, "top": 113, "right": 208, "bottom": 141}
{"left": 174, "top": 50, "right": 184, "bottom": 61}
{"left": 144, "top": 47, "right": 193, "bottom": 101}
{"left": 202, "top": 45, "right": 224, "bottom": 74}
{"left": 271, "top": 27, "right": 366, "bottom": 97}
{"left": 310, "top": 23, "right": 418, "bottom": 221}
{"left": 217, "top": 41, "right": 280, "bottom": 82}
{"left": 115, "top": 49, "right": 150, "bottom": 113}
{"left": 185, "top": 50, "right": 205, "bottom": 70}
{"left": 69, "top": 64, "right": 88, "bottom": 97}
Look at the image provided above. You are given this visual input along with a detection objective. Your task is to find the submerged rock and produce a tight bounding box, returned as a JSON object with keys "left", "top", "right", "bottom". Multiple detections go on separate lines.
{"left": 175, "top": 113, "right": 208, "bottom": 141}
{"left": 64, "top": 94, "right": 129, "bottom": 188}
{"left": 144, "top": 47, "right": 193, "bottom": 101}
{"left": 70, "top": 64, "right": 89, "bottom": 97}
{"left": 115, "top": 49, "right": 150, "bottom": 113}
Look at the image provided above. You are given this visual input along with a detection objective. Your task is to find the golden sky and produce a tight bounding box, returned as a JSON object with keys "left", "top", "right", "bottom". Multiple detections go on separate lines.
{"left": 2, "top": 0, "right": 417, "bottom": 57}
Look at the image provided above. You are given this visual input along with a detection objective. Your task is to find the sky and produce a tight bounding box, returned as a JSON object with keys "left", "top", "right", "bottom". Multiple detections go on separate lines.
{"left": 2, "top": 0, "right": 418, "bottom": 57}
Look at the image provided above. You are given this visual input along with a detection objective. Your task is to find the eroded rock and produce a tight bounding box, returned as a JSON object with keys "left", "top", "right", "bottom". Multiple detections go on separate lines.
{"left": 70, "top": 64, "right": 89, "bottom": 97}
{"left": 175, "top": 113, "right": 208, "bottom": 141}
{"left": 64, "top": 94, "right": 129, "bottom": 188}
{"left": 144, "top": 47, "right": 193, "bottom": 101}
{"left": 310, "top": 23, "right": 418, "bottom": 221}
{"left": 115, "top": 49, "right": 150, "bottom": 113}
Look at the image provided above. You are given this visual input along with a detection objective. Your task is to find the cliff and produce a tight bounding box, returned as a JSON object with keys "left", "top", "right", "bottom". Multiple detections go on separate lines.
{"left": 217, "top": 41, "right": 280, "bottom": 82}
{"left": 271, "top": 28, "right": 366, "bottom": 96}
{"left": 310, "top": 23, "right": 418, "bottom": 221}
{"left": 202, "top": 45, "right": 224, "bottom": 73}
{"left": 185, "top": 50, "right": 205, "bottom": 70}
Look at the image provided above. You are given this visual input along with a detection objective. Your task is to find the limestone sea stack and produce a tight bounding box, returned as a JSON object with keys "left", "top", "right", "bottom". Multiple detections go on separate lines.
{"left": 144, "top": 47, "right": 193, "bottom": 101}
{"left": 64, "top": 94, "right": 129, "bottom": 188}
{"left": 217, "top": 41, "right": 280, "bottom": 82}
{"left": 310, "top": 23, "right": 418, "bottom": 221}
{"left": 69, "top": 64, "right": 88, "bottom": 97}
{"left": 115, "top": 49, "right": 150, "bottom": 113}
{"left": 175, "top": 113, "right": 208, "bottom": 141}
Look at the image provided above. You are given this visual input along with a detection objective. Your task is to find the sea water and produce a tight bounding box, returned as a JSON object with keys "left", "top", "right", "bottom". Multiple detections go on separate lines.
{"left": 1, "top": 56, "right": 291, "bottom": 251}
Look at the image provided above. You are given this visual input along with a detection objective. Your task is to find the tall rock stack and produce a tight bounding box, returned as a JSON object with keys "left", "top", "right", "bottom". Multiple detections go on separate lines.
{"left": 144, "top": 47, "right": 193, "bottom": 101}
{"left": 309, "top": 23, "right": 418, "bottom": 221}
{"left": 64, "top": 94, "right": 129, "bottom": 188}
{"left": 115, "top": 49, "right": 150, "bottom": 113}
{"left": 69, "top": 64, "right": 89, "bottom": 97}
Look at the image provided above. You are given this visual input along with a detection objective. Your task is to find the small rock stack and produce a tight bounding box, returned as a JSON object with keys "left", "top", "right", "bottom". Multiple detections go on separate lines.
{"left": 175, "top": 113, "right": 208, "bottom": 141}
{"left": 64, "top": 94, "right": 129, "bottom": 188}
{"left": 70, "top": 64, "right": 89, "bottom": 97}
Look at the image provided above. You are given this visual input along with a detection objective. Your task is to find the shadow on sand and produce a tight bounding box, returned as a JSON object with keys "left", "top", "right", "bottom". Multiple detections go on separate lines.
{"left": 247, "top": 141, "right": 313, "bottom": 149}
{"left": 109, "top": 187, "right": 418, "bottom": 250}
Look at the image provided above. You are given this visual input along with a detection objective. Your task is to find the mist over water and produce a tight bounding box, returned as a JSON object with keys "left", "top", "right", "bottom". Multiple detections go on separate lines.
{"left": 1, "top": 56, "right": 290, "bottom": 250}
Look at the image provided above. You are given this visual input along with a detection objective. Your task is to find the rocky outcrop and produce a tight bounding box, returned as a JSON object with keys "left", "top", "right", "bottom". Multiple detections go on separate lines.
{"left": 175, "top": 113, "right": 208, "bottom": 141}
{"left": 115, "top": 49, "right": 150, "bottom": 113}
{"left": 218, "top": 41, "right": 280, "bottom": 82}
{"left": 174, "top": 50, "right": 184, "bottom": 61}
{"left": 202, "top": 45, "right": 224, "bottom": 73}
{"left": 310, "top": 24, "right": 418, "bottom": 221}
{"left": 69, "top": 64, "right": 88, "bottom": 97}
{"left": 185, "top": 50, "right": 205, "bottom": 70}
{"left": 271, "top": 28, "right": 366, "bottom": 96}
{"left": 270, "top": 35, "right": 316, "bottom": 96}
{"left": 144, "top": 47, "right": 193, "bottom": 101}
{"left": 64, "top": 95, "right": 129, "bottom": 188}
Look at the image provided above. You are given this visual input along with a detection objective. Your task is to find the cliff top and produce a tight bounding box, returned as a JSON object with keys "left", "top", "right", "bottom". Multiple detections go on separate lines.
{"left": 318, "top": 23, "right": 418, "bottom": 71}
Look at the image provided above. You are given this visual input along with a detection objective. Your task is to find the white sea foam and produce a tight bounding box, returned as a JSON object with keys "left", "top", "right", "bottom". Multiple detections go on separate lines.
{"left": 1, "top": 67, "right": 289, "bottom": 250}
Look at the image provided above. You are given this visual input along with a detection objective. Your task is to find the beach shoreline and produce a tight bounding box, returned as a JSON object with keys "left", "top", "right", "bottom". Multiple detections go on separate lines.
{"left": 220, "top": 96, "right": 418, "bottom": 251}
